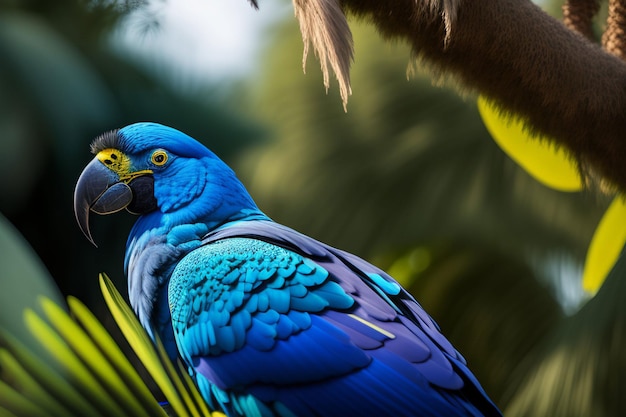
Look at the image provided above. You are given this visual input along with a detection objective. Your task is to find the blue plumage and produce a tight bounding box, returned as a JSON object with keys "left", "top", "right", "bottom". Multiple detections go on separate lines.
{"left": 74, "top": 122, "right": 502, "bottom": 416}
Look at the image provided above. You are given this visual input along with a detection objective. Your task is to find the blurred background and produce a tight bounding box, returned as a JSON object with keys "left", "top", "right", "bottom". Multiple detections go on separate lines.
{"left": 1, "top": 0, "right": 623, "bottom": 415}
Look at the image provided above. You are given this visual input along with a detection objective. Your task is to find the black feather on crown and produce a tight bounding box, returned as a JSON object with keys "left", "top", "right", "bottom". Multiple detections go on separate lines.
{"left": 90, "top": 129, "right": 121, "bottom": 154}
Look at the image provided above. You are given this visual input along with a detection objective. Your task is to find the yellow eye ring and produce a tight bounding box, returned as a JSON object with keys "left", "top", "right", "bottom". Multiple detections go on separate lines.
{"left": 151, "top": 150, "right": 168, "bottom": 166}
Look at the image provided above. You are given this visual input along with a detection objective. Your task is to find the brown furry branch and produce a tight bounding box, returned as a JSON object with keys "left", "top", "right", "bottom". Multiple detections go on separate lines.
{"left": 273, "top": 0, "right": 626, "bottom": 191}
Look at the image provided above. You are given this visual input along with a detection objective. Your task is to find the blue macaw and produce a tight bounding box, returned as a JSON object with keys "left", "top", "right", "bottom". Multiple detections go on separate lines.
{"left": 74, "top": 122, "right": 502, "bottom": 417}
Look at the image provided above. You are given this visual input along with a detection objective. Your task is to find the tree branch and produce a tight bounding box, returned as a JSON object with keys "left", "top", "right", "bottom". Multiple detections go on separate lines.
{"left": 335, "top": 0, "right": 626, "bottom": 190}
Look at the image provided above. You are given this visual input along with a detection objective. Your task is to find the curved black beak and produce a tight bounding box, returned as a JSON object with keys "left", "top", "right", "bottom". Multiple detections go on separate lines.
{"left": 73, "top": 158, "right": 133, "bottom": 246}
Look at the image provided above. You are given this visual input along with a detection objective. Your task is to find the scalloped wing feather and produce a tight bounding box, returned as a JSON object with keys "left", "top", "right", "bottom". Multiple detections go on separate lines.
{"left": 166, "top": 220, "right": 501, "bottom": 416}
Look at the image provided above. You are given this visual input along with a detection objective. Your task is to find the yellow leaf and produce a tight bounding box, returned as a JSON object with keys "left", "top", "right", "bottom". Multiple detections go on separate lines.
{"left": 582, "top": 196, "right": 626, "bottom": 294}
{"left": 477, "top": 96, "right": 583, "bottom": 192}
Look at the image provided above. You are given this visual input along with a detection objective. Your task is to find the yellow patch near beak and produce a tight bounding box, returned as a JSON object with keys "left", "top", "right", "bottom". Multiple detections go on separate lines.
{"left": 96, "top": 149, "right": 152, "bottom": 183}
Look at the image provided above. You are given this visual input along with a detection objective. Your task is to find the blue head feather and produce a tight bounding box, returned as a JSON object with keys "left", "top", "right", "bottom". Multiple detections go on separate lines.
{"left": 118, "top": 122, "right": 214, "bottom": 159}
{"left": 115, "top": 122, "right": 267, "bottom": 232}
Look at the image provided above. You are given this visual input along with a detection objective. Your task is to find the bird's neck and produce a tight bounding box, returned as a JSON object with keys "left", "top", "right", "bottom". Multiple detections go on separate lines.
{"left": 127, "top": 205, "right": 270, "bottom": 271}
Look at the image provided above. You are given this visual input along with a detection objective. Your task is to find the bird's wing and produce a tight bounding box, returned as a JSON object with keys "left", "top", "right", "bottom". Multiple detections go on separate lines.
{"left": 168, "top": 220, "right": 501, "bottom": 417}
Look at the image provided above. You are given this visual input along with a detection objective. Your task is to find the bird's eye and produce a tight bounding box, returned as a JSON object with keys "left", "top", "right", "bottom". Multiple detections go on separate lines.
{"left": 151, "top": 150, "right": 168, "bottom": 166}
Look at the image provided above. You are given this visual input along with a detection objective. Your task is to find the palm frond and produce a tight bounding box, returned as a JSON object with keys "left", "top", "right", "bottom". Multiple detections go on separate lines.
{"left": 100, "top": 273, "right": 214, "bottom": 417}
{"left": 0, "top": 276, "right": 224, "bottom": 417}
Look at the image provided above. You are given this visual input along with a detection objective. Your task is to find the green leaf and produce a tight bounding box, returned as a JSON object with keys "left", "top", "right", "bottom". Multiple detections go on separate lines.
{"left": 0, "top": 274, "right": 223, "bottom": 417}
{"left": 24, "top": 309, "right": 122, "bottom": 417}
{"left": 40, "top": 298, "right": 154, "bottom": 417}
{"left": 0, "top": 378, "right": 49, "bottom": 417}
{"left": 176, "top": 360, "right": 213, "bottom": 417}
{"left": 0, "top": 290, "right": 222, "bottom": 416}
{"left": 0, "top": 348, "right": 72, "bottom": 417}
{"left": 99, "top": 273, "right": 218, "bottom": 417}
{"left": 0, "top": 404, "right": 19, "bottom": 417}
{"left": 0, "top": 332, "right": 100, "bottom": 416}
{"left": 67, "top": 297, "right": 166, "bottom": 416}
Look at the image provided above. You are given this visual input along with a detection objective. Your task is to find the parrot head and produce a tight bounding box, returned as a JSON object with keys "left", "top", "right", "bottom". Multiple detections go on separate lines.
{"left": 74, "top": 122, "right": 261, "bottom": 246}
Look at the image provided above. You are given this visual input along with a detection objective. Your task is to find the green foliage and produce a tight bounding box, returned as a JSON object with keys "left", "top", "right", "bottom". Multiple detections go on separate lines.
{"left": 0, "top": 273, "right": 223, "bottom": 417}
{"left": 99, "top": 274, "right": 214, "bottom": 417}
